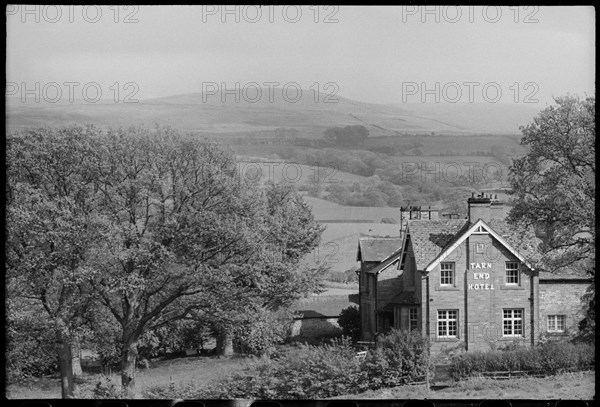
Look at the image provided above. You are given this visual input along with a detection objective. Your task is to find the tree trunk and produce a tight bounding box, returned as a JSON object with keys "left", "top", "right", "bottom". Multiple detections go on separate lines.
{"left": 71, "top": 341, "right": 82, "bottom": 378}
{"left": 56, "top": 330, "right": 74, "bottom": 399}
{"left": 216, "top": 329, "right": 234, "bottom": 357}
{"left": 121, "top": 337, "right": 138, "bottom": 397}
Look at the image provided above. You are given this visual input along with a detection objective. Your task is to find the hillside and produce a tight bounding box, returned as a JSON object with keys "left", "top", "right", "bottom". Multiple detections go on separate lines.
{"left": 6, "top": 89, "right": 540, "bottom": 136}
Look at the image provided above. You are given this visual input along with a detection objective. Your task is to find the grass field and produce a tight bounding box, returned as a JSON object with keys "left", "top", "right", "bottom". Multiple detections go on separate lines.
{"left": 7, "top": 358, "right": 594, "bottom": 400}
{"left": 302, "top": 220, "right": 402, "bottom": 273}
{"left": 332, "top": 371, "right": 595, "bottom": 400}
{"left": 303, "top": 196, "right": 402, "bottom": 222}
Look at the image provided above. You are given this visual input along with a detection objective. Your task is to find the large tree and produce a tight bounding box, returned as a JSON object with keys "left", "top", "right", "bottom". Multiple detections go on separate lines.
{"left": 6, "top": 126, "right": 104, "bottom": 397}
{"left": 508, "top": 95, "right": 595, "bottom": 339}
{"left": 6, "top": 125, "right": 326, "bottom": 397}
{"left": 85, "top": 126, "right": 325, "bottom": 394}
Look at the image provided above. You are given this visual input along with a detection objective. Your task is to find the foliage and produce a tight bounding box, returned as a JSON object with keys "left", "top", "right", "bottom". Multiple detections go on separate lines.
{"left": 337, "top": 306, "right": 361, "bottom": 341}
{"left": 5, "top": 301, "right": 59, "bottom": 382}
{"left": 6, "top": 125, "right": 327, "bottom": 394}
{"left": 144, "top": 331, "right": 433, "bottom": 399}
{"left": 195, "top": 338, "right": 367, "bottom": 399}
{"left": 6, "top": 125, "right": 107, "bottom": 396}
{"left": 508, "top": 95, "right": 595, "bottom": 340}
{"left": 233, "top": 309, "right": 294, "bottom": 356}
{"left": 326, "top": 269, "right": 358, "bottom": 284}
{"left": 449, "top": 341, "right": 595, "bottom": 380}
{"left": 362, "top": 329, "right": 430, "bottom": 389}
{"left": 72, "top": 375, "right": 125, "bottom": 399}
{"left": 323, "top": 125, "right": 369, "bottom": 146}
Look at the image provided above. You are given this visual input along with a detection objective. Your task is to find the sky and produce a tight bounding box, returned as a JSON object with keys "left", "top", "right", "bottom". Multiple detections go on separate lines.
{"left": 6, "top": 5, "right": 595, "bottom": 106}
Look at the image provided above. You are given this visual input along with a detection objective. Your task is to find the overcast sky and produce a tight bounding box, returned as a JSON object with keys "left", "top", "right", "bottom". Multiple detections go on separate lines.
{"left": 6, "top": 5, "right": 595, "bottom": 106}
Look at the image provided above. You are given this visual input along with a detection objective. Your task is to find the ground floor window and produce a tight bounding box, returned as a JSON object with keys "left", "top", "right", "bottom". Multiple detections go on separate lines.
{"left": 547, "top": 314, "right": 566, "bottom": 333}
{"left": 503, "top": 308, "right": 523, "bottom": 336}
{"left": 409, "top": 307, "right": 418, "bottom": 331}
{"left": 437, "top": 310, "right": 457, "bottom": 338}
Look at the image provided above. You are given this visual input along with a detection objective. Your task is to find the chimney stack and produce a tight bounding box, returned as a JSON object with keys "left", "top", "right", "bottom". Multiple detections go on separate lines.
{"left": 468, "top": 194, "right": 491, "bottom": 223}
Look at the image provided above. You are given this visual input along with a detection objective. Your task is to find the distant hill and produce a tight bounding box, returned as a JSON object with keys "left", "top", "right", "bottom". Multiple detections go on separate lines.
{"left": 6, "top": 89, "right": 541, "bottom": 136}
{"left": 398, "top": 102, "right": 542, "bottom": 135}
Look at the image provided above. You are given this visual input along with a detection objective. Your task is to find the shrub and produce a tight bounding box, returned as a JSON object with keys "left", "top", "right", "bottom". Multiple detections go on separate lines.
{"left": 217, "top": 338, "right": 366, "bottom": 399}
{"left": 73, "top": 375, "right": 125, "bottom": 399}
{"left": 233, "top": 309, "right": 294, "bottom": 357}
{"left": 144, "top": 332, "right": 434, "bottom": 399}
{"left": 363, "top": 329, "right": 430, "bottom": 389}
{"left": 450, "top": 341, "right": 595, "bottom": 380}
{"left": 338, "top": 306, "right": 361, "bottom": 341}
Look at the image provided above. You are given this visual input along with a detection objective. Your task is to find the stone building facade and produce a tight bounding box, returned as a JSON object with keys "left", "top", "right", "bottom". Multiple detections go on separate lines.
{"left": 357, "top": 195, "right": 591, "bottom": 353}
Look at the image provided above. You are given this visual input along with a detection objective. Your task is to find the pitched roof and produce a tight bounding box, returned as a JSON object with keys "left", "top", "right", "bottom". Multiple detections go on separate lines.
{"left": 357, "top": 236, "right": 403, "bottom": 262}
{"left": 366, "top": 230, "right": 408, "bottom": 275}
{"left": 424, "top": 219, "right": 541, "bottom": 272}
{"left": 407, "top": 218, "right": 544, "bottom": 272}
{"left": 406, "top": 219, "right": 469, "bottom": 270}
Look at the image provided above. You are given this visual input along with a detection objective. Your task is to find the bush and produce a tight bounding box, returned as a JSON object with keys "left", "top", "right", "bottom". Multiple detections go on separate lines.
{"left": 233, "top": 309, "right": 294, "bottom": 357}
{"left": 5, "top": 310, "right": 59, "bottom": 382}
{"left": 450, "top": 341, "right": 595, "bottom": 380}
{"left": 338, "top": 306, "right": 361, "bottom": 342}
{"left": 145, "top": 331, "right": 433, "bottom": 399}
{"left": 74, "top": 375, "right": 124, "bottom": 399}
{"left": 363, "top": 329, "right": 430, "bottom": 389}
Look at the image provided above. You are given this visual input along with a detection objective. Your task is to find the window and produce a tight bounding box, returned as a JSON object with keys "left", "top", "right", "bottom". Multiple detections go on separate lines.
{"left": 505, "top": 262, "right": 520, "bottom": 284}
{"left": 409, "top": 308, "right": 418, "bottom": 331}
{"left": 547, "top": 315, "right": 566, "bottom": 333}
{"left": 437, "top": 310, "right": 458, "bottom": 338}
{"left": 440, "top": 262, "right": 454, "bottom": 285}
{"left": 503, "top": 309, "right": 524, "bottom": 337}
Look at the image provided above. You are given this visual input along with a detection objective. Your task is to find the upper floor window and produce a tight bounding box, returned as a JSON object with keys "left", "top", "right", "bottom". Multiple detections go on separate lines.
{"left": 505, "top": 261, "right": 520, "bottom": 285}
{"left": 440, "top": 262, "right": 454, "bottom": 285}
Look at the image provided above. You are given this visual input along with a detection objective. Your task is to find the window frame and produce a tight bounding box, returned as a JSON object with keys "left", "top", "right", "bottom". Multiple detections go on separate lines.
{"left": 505, "top": 261, "right": 520, "bottom": 285}
{"left": 547, "top": 314, "right": 566, "bottom": 333}
{"left": 503, "top": 308, "right": 524, "bottom": 337}
{"left": 409, "top": 307, "right": 419, "bottom": 331}
{"left": 440, "top": 262, "right": 455, "bottom": 286}
{"left": 437, "top": 309, "right": 458, "bottom": 339}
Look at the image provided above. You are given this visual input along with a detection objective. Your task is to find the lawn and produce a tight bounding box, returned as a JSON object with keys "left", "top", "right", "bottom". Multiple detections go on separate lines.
{"left": 332, "top": 371, "right": 595, "bottom": 400}
{"left": 6, "top": 355, "right": 252, "bottom": 399}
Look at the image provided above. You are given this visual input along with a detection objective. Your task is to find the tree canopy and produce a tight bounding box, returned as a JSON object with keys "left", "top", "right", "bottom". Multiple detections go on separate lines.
{"left": 508, "top": 95, "right": 595, "bottom": 339}
{"left": 6, "top": 125, "right": 326, "bottom": 396}
{"left": 323, "top": 125, "right": 369, "bottom": 146}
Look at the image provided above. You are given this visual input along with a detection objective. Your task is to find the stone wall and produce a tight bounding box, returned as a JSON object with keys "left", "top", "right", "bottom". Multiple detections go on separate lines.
{"left": 539, "top": 280, "right": 590, "bottom": 337}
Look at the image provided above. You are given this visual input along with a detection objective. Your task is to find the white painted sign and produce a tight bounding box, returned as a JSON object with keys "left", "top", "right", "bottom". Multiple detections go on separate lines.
{"left": 470, "top": 262, "right": 492, "bottom": 269}
{"left": 468, "top": 283, "right": 494, "bottom": 290}
{"left": 469, "top": 269, "right": 494, "bottom": 290}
